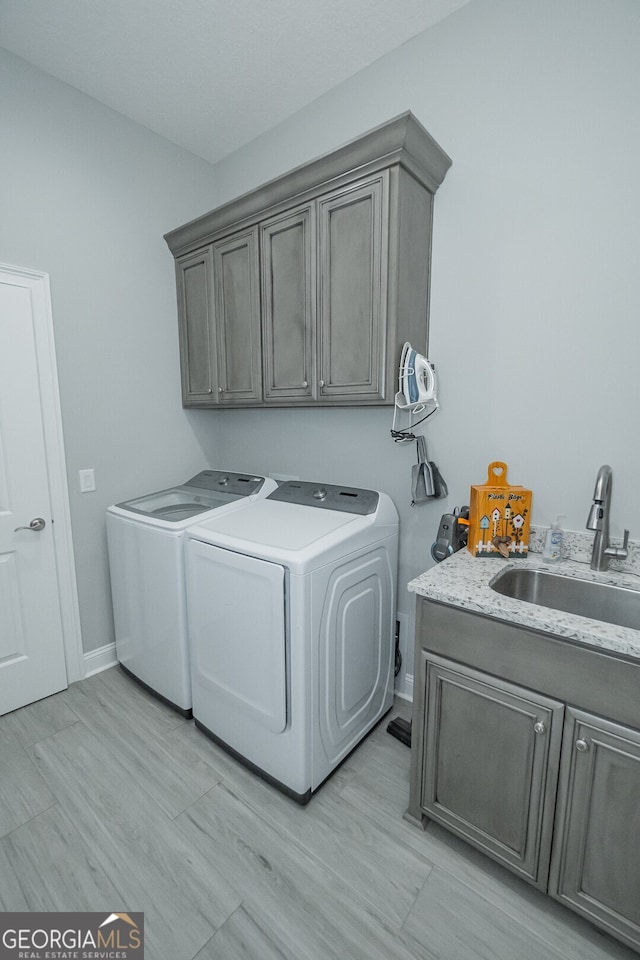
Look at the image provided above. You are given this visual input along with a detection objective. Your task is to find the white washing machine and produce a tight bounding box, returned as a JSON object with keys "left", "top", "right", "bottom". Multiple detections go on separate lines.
{"left": 185, "top": 480, "right": 399, "bottom": 803}
{"left": 106, "top": 470, "right": 276, "bottom": 715}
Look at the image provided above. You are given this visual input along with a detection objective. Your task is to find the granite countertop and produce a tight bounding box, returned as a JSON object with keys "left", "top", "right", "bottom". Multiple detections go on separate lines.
{"left": 408, "top": 543, "right": 640, "bottom": 660}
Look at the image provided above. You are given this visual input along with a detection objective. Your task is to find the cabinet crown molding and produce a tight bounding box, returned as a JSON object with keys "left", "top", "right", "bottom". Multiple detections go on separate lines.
{"left": 164, "top": 111, "right": 451, "bottom": 256}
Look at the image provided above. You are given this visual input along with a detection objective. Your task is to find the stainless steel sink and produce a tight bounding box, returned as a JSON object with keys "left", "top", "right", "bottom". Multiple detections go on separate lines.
{"left": 489, "top": 567, "right": 640, "bottom": 631}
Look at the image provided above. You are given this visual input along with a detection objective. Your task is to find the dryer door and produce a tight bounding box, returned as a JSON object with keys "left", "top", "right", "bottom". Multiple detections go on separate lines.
{"left": 187, "top": 541, "right": 287, "bottom": 734}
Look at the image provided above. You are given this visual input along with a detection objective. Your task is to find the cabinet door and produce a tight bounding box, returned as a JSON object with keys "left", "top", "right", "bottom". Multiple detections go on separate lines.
{"left": 317, "top": 175, "right": 388, "bottom": 401}
{"left": 261, "top": 204, "right": 315, "bottom": 401}
{"left": 421, "top": 655, "right": 563, "bottom": 888}
{"left": 549, "top": 709, "right": 640, "bottom": 952}
{"left": 212, "top": 227, "right": 262, "bottom": 404}
{"left": 175, "top": 247, "right": 216, "bottom": 404}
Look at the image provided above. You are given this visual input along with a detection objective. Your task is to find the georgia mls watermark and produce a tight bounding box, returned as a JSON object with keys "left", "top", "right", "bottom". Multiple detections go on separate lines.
{"left": 0, "top": 913, "right": 144, "bottom": 960}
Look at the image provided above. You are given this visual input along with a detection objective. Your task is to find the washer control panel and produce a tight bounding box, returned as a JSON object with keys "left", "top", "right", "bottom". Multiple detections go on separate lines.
{"left": 186, "top": 471, "right": 266, "bottom": 497}
{"left": 268, "top": 480, "right": 378, "bottom": 515}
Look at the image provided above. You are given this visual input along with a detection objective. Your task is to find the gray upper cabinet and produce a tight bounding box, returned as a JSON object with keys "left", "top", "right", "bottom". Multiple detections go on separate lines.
{"left": 261, "top": 203, "right": 315, "bottom": 402}
{"left": 175, "top": 247, "right": 215, "bottom": 404}
{"left": 213, "top": 227, "right": 262, "bottom": 405}
{"left": 165, "top": 112, "right": 451, "bottom": 409}
{"left": 176, "top": 229, "right": 261, "bottom": 405}
{"left": 318, "top": 175, "right": 386, "bottom": 401}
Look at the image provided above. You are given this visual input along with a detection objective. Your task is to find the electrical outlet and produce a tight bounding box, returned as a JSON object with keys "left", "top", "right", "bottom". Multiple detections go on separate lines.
{"left": 79, "top": 468, "right": 95, "bottom": 493}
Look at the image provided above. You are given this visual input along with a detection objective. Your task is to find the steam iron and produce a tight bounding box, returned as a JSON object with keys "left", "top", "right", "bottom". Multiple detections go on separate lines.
{"left": 395, "top": 342, "right": 438, "bottom": 412}
{"left": 391, "top": 342, "right": 440, "bottom": 443}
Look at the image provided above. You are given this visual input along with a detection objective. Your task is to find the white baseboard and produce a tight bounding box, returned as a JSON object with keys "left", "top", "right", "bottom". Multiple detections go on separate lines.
{"left": 83, "top": 642, "right": 118, "bottom": 678}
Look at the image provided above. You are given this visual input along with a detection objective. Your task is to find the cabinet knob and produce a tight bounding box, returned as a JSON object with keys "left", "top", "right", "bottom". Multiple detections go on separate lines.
{"left": 218, "top": 386, "right": 224, "bottom": 393}
{"left": 575, "top": 739, "right": 590, "bottom": 752}
{"left": 533, "top": 720, "right": 546, "bottom": 735}
{"left": 302, "top": 380, "right": 308, "bottom": 388}
{"left": 319, "top": 379, "right": 325, "bottom": 388}
{"left": 207, "top": 388, "right": 213, "bottom": 394}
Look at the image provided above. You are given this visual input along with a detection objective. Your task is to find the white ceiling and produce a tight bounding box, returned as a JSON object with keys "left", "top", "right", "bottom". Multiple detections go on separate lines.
{"left": 1, "top": 0, "right": 470, "bottom": 164}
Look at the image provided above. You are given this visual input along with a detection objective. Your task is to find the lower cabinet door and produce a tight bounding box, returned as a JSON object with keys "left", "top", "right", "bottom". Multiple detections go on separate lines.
{"left": 421, "top": 654, "right": 563, "bottom": 888}
{"left": 549, "top": 708, "right": 640, "bottom": 952}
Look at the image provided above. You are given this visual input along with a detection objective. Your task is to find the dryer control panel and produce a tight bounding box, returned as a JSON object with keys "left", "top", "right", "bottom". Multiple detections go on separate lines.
{"left": 268, "top": 480, "right": 378, "bottom": 515}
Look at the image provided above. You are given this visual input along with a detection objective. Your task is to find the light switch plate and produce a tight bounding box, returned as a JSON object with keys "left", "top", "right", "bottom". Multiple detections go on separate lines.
{"left": 79, "top": 468, "right": 95, "bottom": 492}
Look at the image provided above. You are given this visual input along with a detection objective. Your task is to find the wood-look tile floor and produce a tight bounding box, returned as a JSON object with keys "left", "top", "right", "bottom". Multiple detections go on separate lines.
{"left": 0, "top": 666, "right": 636, "bottom": 960}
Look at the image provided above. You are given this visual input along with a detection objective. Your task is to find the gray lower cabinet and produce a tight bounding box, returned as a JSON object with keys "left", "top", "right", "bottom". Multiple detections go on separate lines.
{"left": 420, "top": 655, "right": 562, "bottom": 889}
{"left": 550, "top": 709, "right": 640, "bottom": 951}
{"left": 408, "top": 597, "right": 640, "bottom": 954}
{"left": 165, "top": 112, "right": 451, "bottom": 409}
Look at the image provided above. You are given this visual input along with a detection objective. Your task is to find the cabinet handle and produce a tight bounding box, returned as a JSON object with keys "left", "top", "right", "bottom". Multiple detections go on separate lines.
{"left": 533, "top": 720, "right": 546, "bottom": 735}
{"left": 575, "top": 739, "right": 590, "bottom": 752}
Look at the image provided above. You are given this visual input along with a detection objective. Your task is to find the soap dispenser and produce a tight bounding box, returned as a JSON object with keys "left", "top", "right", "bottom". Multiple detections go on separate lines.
{"left": 542, "top": 515, "right": 564, "bottom": 562}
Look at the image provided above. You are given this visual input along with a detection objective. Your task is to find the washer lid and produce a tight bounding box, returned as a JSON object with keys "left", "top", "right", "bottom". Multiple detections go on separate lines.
{"left": 189, "top": 498, "right": 361, "bottom": 552}
{"left": 115, "top": 471, "right": 267, "bottom": 522}
{"left": 115, "top": 487, "right": 234, "bottom": 521}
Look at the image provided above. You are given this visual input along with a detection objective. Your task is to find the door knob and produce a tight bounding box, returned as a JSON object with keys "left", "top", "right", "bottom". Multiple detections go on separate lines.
{"left": 14, "top": 517, "right": 46, "bottom": 533}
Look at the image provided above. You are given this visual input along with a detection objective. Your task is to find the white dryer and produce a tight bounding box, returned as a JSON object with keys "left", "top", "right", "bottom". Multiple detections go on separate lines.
{"left": 106, "top": 470, "right": 276, "bottom": 715}
{"left": 185, "top": 480, "right": 399, "bottom": 803}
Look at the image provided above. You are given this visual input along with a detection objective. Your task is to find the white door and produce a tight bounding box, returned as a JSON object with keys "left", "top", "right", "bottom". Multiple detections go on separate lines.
{"left": 0, "top": 269, "right": 70, "bottom": 714}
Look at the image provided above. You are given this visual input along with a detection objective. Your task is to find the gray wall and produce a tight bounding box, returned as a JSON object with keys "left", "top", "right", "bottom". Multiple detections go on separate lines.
{"left": 208, "top": 0, "right": 640, "bottom": 692}
{"left": 0, "top": 49, "right": 219, "bottom": 655}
